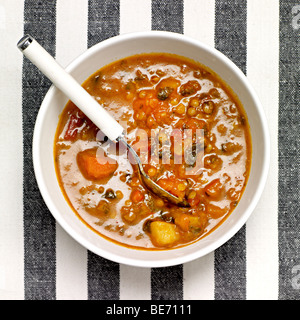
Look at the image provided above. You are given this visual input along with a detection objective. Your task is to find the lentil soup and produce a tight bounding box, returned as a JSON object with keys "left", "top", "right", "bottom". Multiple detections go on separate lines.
{"left": 54, "top": 53, "right": 252, "bottom": 250}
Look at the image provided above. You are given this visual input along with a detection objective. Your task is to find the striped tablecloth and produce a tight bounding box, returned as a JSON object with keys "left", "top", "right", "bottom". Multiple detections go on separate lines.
{"left": 1, "top": 0, "right": 299, "bottom": 300}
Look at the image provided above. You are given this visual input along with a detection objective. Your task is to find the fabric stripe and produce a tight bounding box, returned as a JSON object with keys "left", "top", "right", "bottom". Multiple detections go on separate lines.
{"left": 183, "top": 0, "right": 215, "bottom": 301}
{"left": 151, "top": 0, "right": 184, "bottom": 301}
{"left": 214, "top": 0, "right": 247, "bottom": 300}
{"left": 87, "top": 252, "right": 120, "bottom": 300}
{"left": 120, "top": 0, "right": 151, "bottom": 34}
{"left": 119, "top": 1, "right": 152, "bottom": 301}
{"left": 246, "top": 0, "right": 279, "bottom": 300}
{"left": 278, "top": 0, "right": 300, "bottom": 300}
{"left": 183, "top": 254, "right": 215, "bottom": 300}
{"left": 88, "top": 0, "right": 120, "bottom": 45}
{"left": 183, "top": 0, "right": 215, "bottom": 47}
{"left": 56, "top": 0, "right": 88, "bottom": 67}
{"left": 152, "top": 0, "right": 184, "bottom": 33}
{"left": 55, "top": 0, "right": 88, "bottom": 300}
{"left": 0, "top": 0, "right": 24, "bottom": 300}
{"left": 120, "top": 266, "right": 151, "bottom": 300}
{"left": 87, "top": 0, "right": 120, "bottom": 300}
{"left": 215, "top": 0, "right": 247, "bottom": 75}
{"left": 151, "top": 266, "right": 183, "bottom": 300}
{"left": 23, "top": 0, "right": 57, "bottom": 300}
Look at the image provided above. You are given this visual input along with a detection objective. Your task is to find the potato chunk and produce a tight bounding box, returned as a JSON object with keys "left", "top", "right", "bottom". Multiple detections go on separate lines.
{"left": 150, "top": 221, "right": 180, "bottom": 247}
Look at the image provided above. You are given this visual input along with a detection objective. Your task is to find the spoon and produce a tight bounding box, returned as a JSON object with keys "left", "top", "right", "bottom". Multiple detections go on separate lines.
{"left": 17, "top": 35, "right": 190, "bottom": 208}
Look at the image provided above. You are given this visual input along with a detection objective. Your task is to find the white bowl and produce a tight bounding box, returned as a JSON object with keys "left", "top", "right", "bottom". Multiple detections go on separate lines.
{"left": 33, "top": 31, "right": 269, "bottom": 268}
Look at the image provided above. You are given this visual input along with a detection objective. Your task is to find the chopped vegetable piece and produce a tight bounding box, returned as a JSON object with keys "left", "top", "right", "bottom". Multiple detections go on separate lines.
{"left": 104, "top": 188, "right": 116, "bottom": 199}
{"left": 180, "top": 80, "right": 201, "bottom": 96}
{"left": 130, "top": 189, "right": 144, "bottom": 203}
{"left": 174, "top": 213, "right": 190, "bottom": 232}
{"left": 157, "top": 178, "right": 186, "bottom": 199}
{"left": 77, "top": 148, "right": 118, "bottom": 180}
{"left": 157, "top": 87, "right": 173, "bottom": 100}
{"left": 150, "top": 221, "right": 180, "bottom": 247}
{"left": 202, "top": 101, "right": 215, "bottom": 114}
{"left": 204, "top": 179, "right": 223, "bottom": 198}
{"left": 64, "top": 113, "right": 84, "bottom": 140}
{"left": 96, "top": 200, "right": 110, "bottom": 216}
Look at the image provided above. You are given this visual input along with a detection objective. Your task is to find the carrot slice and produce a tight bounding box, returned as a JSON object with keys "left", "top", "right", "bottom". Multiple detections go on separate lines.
{"left": 77, "top": 148, "right": 118, "bottom": 180}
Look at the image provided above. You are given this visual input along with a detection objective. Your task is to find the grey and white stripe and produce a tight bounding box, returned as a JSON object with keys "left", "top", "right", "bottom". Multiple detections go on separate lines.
{"left": 278, "top": 0, "right": 300, "bottom": 300}
{"left": 22, "top": 0, "right": 57, "bottom": 300}
{"left": 87, "top": 0, "right": 121, "bottom": 301}
{"left": 214, "top": 0, "right": 247, "bottom": 300}
{"left": 55, "top": 0, "right": 88, "bottom": 300}
{"left": 0, "top": 0, "right": 24, "bottom": 300}
{"left": 152, "top": 0, "right": 184, "bottom": 33}
{"left": 246, "top": 0, "right": 279, "bottom": 300}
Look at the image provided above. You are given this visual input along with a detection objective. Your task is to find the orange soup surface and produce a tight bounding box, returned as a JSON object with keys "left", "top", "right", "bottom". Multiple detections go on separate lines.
{"left": 54, "top": 53, "right": 252, "bottom": 250}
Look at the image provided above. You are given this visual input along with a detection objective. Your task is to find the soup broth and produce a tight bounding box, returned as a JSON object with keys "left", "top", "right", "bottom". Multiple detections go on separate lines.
{"left": 54, "top": 53, "right": 251, "bottom": 249}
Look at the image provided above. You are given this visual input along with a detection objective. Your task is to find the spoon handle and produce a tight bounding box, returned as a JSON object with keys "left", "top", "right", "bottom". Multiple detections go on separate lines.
{"left": 17, "top": 35, "right": 124, "bottom": 142}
